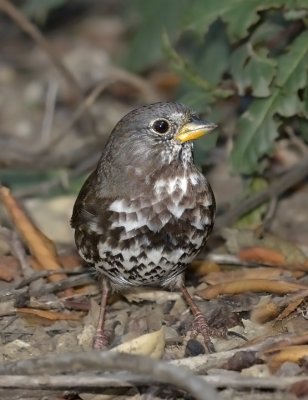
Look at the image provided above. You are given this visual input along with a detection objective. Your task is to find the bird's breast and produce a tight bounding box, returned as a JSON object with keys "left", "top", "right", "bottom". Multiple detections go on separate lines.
{"left": 77, "top": 169, "right": 215, "bottom": 289}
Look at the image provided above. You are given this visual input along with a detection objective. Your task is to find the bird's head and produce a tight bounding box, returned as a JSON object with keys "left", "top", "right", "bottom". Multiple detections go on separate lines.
{"left": 102, "top": 102, "right": 217, "bottom": 170}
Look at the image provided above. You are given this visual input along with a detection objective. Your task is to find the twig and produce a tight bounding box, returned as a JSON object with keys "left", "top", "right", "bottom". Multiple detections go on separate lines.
{"left": 47, "top": 67, "right": 159, "bottom": 150}
{"left": 0, "top": 226, "right": 32, "bottom": 277}
{"left": 0, "top": 272, "right": 94, "bottom": 303}
{"left": 41, "top": 80, "right": 58, "bottom": 145}
{"left": 31, "top": 272, "right": 95, "bottom": 297}
{"left": 171, "top": 331, "right": 308, "bottom": 372}
{"left": 215, "top": 156, "right": 308, "bottom": 232}
{"left": 0, "top": 373, "right": 306, "bottom": 391}
{"left": 48, "top": 77, "right": 115, "bottom": 149}
{"left": 205, "top": 374, "right": 308, "bottom": 389}
{"left": 15, "top": 268, "right": 87, "bottom": 289}
{"left": 110, "top": 66, "right": 160, "bottom": 102}
{"left": 15, "top": 152, "right": 101, "bottom": 198}
{"left": 260, "top": 196, "right": 278, "bottom": 232}
{"left": 0, "top": 351, "right": 220, "bottom": 400}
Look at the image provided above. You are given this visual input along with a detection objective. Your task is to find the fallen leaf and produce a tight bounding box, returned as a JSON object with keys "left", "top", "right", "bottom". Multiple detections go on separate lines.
{"left": 189, "top": 260, "right": 220, "bottom": 276}
{"left": 224, "top": 229, "right": 307, "bottom": 265}
{"left": 111, "top": 327, "right": 165, "bottom": 359}
{"left": 239, "top": 247, "right": 286, "bottom": 265}
{"left": 198, "top": 279, "right": 307, "bottom": 299}
{"left": 261, "top": 345, "right": 308, "bottom": 372}
{"left": 276, "top": 298, "right": 305, "bottom": 321}
{"left": 251, "top": 300, "right": 281, "bottom": 323}
{"left": 0, "top": 186, "right": 72, "bottom": 296}
{"left": 124, "top": 289, "right": 180, "bottom": 304}
{"left": 0, "top": 257, "right": 20, "bottom": 281}
{"left": 17, "top": 307, "right": 82, "bottom": 325}
{"left": 204, "top": 267, "right": 302, "bottom": 285}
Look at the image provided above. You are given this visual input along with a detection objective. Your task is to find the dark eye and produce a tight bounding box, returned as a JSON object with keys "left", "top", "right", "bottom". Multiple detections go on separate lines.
{"left": 152, "top": 119, "right": 170, "bottom": 134}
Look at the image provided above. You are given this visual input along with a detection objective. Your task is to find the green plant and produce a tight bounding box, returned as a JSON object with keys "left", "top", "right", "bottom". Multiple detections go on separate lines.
{"left": 127, "top": 0, "right": 308, "bottom": 174}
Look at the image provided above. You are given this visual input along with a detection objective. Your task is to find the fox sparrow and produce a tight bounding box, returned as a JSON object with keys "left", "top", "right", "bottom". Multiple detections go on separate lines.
{"left": 71, "top": 102, "right": 217, "bottom": 350}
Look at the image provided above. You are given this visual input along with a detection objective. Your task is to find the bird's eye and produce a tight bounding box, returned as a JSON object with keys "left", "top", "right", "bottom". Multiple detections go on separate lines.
{"left": 152, "top": 119, "right": 170, "bottom": 134}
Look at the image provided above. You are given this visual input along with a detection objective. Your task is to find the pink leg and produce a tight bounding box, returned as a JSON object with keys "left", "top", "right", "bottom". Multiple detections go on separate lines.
{"left": 181, "top": 285, "right": 214, "bottom": 352}
{"left": 93, "top": 279, "right": 110, "bottom": 350}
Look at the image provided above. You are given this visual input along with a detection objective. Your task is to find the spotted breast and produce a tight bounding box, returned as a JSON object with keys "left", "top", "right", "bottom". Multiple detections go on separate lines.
{"left": 73, "top": 156, "right": 215, "bottom": 289}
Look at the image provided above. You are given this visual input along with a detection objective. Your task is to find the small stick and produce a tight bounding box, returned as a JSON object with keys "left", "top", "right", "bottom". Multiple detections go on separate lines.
{"left": 0, "top": 351, "right": 220, "bottom": 400}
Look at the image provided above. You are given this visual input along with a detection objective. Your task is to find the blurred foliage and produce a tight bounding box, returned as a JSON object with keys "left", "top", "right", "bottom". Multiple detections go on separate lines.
{"left": 127, "top": 0, "right": 308, "bottom": 174}
{"left": 19, "top": 0, "right": 69, "bottom": 22}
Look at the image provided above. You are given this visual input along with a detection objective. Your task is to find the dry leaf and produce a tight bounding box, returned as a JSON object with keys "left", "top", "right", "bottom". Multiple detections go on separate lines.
{"left": 251, "top": 301, "right": 281, "bottom": 323}
{"left": 111, "top": 327, "right": 165, "bottom": 359}
{"left": 204, "top": 267, "right": 302, "bottom": 285}
{"left": 239, "top": 247, "right": 286, "bottom": 265}
{"left": 198, "top": 279, "right": 307, "bottom": 299}
{"left": 0, "top": 257, "right": 20, "bottom": 281}
{"left": 262, "top": 345, "right": 308, "bottom": 371}
{"left": 17, "top": 307, "right": 82, "bottom": 325}
{"left": 276, "top": 298, "right": 305, "bottom": 321}
{"left": 124, "top": 289, "right": 180, "bottom": 304}
{"left": 0, "top": 186, "right": 72, "bottom": 296}
{"left": 189, "top": 260, "right": 220, "bottom": 276}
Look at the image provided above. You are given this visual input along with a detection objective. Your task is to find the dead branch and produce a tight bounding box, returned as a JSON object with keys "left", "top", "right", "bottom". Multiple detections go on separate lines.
{"left": 215, "top": 155, "right": 308, "bottom": 232}
{"left": 0, "top": 226, "right": 32, "bottom": 277}
{"left": 0, "top": 351, "right": 220, "bottom": 400}
{"left": 0, "top": 373, "right": 306, "bottom": 391}
{"left": 0, "top": 271, "right": 94, "bottom": 302}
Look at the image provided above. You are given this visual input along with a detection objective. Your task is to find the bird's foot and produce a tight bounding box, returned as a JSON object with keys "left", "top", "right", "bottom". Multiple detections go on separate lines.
{"left": 93, "top": 331, "right": 109, "bottom": 350}
{"left": 190, "top": 311, "right": 215, "bottom": 353}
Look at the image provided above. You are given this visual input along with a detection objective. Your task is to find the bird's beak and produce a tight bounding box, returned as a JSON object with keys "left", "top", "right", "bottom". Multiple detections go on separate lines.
{"left": 175, "top": 117, "right": 217, "bottom": 143}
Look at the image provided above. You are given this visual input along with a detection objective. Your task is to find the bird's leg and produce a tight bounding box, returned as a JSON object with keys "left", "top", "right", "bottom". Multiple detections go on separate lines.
{"left": 180, "top": 285, "right": 215, "bottom": 353}
{"left": 93, "top": 278, "right": 110, "bottom": 350}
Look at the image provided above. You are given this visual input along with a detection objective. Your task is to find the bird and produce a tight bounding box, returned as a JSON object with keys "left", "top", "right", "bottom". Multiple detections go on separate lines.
{"left": 71, "top": 102, "right": 217, "bottom": 351}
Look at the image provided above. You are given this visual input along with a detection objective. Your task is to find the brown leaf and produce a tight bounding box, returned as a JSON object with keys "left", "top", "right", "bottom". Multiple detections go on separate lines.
{"left": 262, "top": 345, "right": 308, "bottom": 372}
{"left": 276, "top": 298, "right": 305, "bottom": 321}
{"left": 0, "top": 186, "right": 72, "bottom": 296}
{"left": 251, "top": 300, "right": 281, "bottom": 323}
{"left": 204, "top": 267, "right": 303, "bottom": 285}
{"left": 0, "top": 256, "right": 20, "bottom": 281}
{"left": 189, "top": 260, "right": 220, "bottom": 276}
{"left": 239, "top": 247, "right": 286, "bottom": 265}
{"left": 17, "top": 307, "right": 82, "bottom": 325}
{"left": 198, "top": 279, "right": 307, "bottom": 299}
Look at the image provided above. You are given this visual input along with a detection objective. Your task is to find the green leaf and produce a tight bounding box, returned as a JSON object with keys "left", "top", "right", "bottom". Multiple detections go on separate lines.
{"left": 275, "top": 93, "right": 303, "bottom": 117}
{"left": 231, "top": 92, "right": 280, "bottom": 174}
{"left": 275, "top": 30, "right": 308, "bottom": 93}
{"left": 231, "top": 31, "right": 308, "bottom": 173}
{"left": 125, "top": 0, "right": 190, "bottom": 70}
{"left": 231, "top": 45, "right": 276, "bottom": 97}
{"left": 186, "top": 0, "right": 298, "bottom": 40}
{"left": 195, "top": 20, "right": 230, "bottom": 86}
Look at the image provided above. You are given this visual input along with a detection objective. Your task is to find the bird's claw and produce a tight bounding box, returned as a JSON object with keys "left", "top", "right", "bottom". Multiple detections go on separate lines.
{"left": 93, "top": 332, "right": 109, "bottom": 350}
{"left": 190, "top": 311, "right": 215, "bottom": 353}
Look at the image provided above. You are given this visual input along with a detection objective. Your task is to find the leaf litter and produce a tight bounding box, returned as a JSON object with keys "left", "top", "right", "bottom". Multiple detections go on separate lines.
{"left": 1, "top": 184, "right": 308, "bottom": 400}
